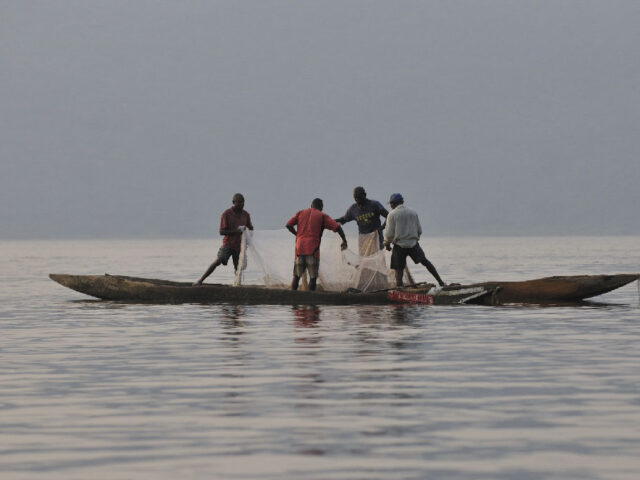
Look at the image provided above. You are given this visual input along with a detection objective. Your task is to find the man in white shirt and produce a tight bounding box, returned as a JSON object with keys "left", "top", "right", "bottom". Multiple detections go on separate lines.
{"left": 383, "top": 193, "right": 446, "bottom": 288}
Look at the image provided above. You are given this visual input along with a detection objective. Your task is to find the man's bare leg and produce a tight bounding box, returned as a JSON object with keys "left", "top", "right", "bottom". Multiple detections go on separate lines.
{"left": 194, "top": 259, "right": 222, "bottom": 285}
{"left": 421, "top": 259, "right": 445, "bottom": 287}
{"left": 395, "top": 269, "right": 404, "bottom": 287}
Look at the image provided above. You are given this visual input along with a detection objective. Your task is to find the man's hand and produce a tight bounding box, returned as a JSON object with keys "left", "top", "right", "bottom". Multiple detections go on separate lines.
{"left": 384, "top": 241, "right": 392, "bottom": 251}
{"left": 237, "top": 225, "right": 247, "bottom": 232}
{"left": 340, "top": 241, "right": 348, "bottom": 251}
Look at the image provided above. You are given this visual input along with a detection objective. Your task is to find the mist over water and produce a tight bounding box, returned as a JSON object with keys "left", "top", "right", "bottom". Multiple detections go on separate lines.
{"left": 1, "top": 235, "right": 639, "bottom": 479}
{"left": 3, "top": 2, "right": 640, "bottom": 239}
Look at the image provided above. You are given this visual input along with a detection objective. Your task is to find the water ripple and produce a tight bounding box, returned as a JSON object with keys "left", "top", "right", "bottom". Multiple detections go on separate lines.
{"left": 1, "top": 238, "right": 639, "bottom": 479}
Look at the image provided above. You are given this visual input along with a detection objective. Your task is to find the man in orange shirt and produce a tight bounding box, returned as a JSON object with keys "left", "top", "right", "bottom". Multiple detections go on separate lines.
{"left": 286, "top": 198, "right": 348, "bottom": 291}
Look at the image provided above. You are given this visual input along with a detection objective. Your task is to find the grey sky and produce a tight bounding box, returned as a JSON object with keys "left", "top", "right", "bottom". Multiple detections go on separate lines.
{"left": 2, "top": 0, "right": 639, "bottom": 239}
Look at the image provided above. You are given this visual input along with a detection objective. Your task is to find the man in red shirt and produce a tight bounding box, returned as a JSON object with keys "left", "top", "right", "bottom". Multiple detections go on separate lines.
{"left": 194, "top": 193, "right": 253, "bottom": 285}
{"left": 286, "top": 198, "right": 348, "bottom": 291}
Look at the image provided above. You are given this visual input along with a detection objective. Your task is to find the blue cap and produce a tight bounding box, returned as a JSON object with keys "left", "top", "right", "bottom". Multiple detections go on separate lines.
{"left": 389, "top": 193, "right": 404, "bottom": 204}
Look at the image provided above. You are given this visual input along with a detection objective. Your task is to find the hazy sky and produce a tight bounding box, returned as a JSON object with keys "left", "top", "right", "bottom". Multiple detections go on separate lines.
{"left": 2, "top": 0, "right": 639, "bottom": 239}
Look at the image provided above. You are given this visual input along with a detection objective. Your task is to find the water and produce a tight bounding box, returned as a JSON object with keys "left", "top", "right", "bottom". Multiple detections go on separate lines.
{"left": 1, "top": 236, "right": 639, "bottom": 479}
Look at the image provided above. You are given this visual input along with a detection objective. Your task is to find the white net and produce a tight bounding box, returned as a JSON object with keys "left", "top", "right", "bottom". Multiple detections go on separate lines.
{"left": 236, "top": 230, "right": 401, "bottom": 292}
{"left": 333, "top": 233, "right": 392, "bottom": 292}
{"left": 232, "top": 227, "right": 249, "bottom": 286}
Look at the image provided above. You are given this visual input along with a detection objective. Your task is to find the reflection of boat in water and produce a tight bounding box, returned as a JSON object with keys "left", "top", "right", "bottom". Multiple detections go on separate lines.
{"left": 49, "top": 273, "right": 639, "bottom": 306}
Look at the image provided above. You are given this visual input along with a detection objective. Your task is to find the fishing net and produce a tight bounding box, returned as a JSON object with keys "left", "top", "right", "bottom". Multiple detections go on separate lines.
{"left": 333, "top": 233, "right": 392, "bottom": 292}
{"left": 235, "top": 230, "right": 407, "bottom": 292}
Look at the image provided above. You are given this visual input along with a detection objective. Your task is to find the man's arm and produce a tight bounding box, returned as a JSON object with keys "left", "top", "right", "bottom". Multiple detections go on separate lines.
{"left": 334, "top": 206, "right": 355, "bottom": 225}
{"left": 219, "top": 211, "right": 240, "bottom": 236}
{"left": 336, "top": 226, "right": 348, "bottom": 250}
{"left": 323, "top": 214, "right": 348, "bottom": 250}
{"left": 286, "top": 212, "right": 299, "bottom": 236}
{"left": 378, "top": 203, "right": 389, "bottom": 232}
{"left": 383, "top": 213, "right": 395, "bottom": 251}
{"left": 380, "top": 208, "right": 389, "bottom": 230}
{"left": 220, "top": 228, "right": 242, "bottom": 236}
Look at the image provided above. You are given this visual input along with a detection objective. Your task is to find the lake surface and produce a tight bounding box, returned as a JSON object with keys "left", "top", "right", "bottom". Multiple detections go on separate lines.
{"left": 1, "top": 235, "right": 639, "bottom": 479}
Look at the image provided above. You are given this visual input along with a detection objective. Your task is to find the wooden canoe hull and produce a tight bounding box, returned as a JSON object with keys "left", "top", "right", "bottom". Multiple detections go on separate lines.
{"left": 49, "top": 274, "right": 389, "bottom": 305}
{"left": 48, "top": 274, "right": 496, "bottom": 305}
{"left": 468, "top": 274, "right": 639, "bottom": 304}
{"left": 49, "top": 273, "right": 638, "bottom": 306}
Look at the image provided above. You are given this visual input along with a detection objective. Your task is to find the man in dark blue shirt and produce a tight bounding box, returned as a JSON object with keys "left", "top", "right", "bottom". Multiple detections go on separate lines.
{"left": 335, "top": 186, "right": 389, "bottom": 252}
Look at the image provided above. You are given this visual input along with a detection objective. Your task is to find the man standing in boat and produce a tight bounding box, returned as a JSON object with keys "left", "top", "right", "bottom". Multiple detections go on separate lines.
{"left": 335, "top": 186, "right": 390, "bottom": 291}
{"left": 335, "top": 186, "right": 388, "bottom": 254}
{"left": 194, "top": 193, "right": 253, "bottom": 285}
{"left": 383, "top": 193, "right": 446, "bottom": 288}
{"left": 286, "top": 198, "right": 348, "bottom": 291}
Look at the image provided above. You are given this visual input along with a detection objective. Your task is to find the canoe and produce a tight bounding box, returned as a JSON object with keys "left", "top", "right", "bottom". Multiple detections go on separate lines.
{"left": 463, "top": 274, "right": 639, "bottom": 304}
{"left": 49, "top": 273, "right": 493, "bottom": 305}
{"left": 49, "top": 273, "right": 638, "bottom": 306}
